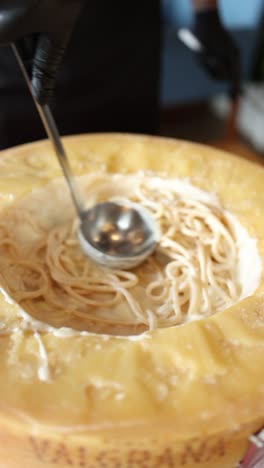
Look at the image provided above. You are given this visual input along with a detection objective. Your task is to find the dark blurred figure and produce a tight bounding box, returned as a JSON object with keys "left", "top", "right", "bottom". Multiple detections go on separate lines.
{"left": 0, "top": 1, "right": 160, "bottom": 148}
{"left": 0, "top": 0, "right": 239, "bottom": 149}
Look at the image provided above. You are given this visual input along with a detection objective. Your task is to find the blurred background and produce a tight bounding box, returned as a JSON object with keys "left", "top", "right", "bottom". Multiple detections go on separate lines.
{"left": 162, "top": 0, "right": 263, "bottom": 105}
{"left": 161, "top": 0, "right": 264, "bottom": 164}
{"left": 1, "top": 0, "right": 264, "bottom": 165}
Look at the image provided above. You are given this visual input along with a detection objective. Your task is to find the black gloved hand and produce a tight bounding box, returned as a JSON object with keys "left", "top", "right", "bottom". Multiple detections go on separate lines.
{"left": 193, "top": 9, "right": 241, "bottom": 95}
{"left": 0, "top": 1, "right": 82, "bottom": 104}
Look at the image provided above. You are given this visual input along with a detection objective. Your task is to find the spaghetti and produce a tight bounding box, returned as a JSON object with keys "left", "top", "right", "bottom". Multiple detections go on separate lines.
{"left": 0, "top": 174, "right": 241, "bottom": 335}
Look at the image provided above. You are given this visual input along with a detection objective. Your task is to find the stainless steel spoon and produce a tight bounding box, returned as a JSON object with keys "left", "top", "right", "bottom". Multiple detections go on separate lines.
{"left": 12, "top": 44, "right": 158, "bottom": 269}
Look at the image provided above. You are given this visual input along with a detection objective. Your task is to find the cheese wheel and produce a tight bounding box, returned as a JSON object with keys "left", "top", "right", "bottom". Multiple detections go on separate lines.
{"left": 0, "top": 134, "right": 263, "bottom": 468}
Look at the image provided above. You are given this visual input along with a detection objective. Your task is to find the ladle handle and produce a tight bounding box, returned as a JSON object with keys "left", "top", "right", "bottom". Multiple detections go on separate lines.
{"left": 12, "top": 43, "right": 84, "bottom": 217}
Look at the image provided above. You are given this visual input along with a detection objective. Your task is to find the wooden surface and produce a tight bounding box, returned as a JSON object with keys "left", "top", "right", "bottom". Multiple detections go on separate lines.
{"left": 212, "top": 97, "right": 264, "bottom": 166}
{"left": 212, "top": 139, "right": 264, "bottom": 166}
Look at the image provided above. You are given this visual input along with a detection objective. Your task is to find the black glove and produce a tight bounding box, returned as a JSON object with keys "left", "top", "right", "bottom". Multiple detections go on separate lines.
{"left": 0, "top": 1, "right": 82, "bottom": 104}
{"left": 193, "top": 9, "right": 241, "bottom": 95}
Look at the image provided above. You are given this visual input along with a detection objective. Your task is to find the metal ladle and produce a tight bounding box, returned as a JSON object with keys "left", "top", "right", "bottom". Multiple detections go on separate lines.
{"left": 12, "top": 44, "right": 158, "bottom": 269}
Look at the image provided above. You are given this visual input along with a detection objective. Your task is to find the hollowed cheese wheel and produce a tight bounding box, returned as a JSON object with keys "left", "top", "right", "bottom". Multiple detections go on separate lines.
{"left": 0, "top": 134, "right": 263, "bottom": 468}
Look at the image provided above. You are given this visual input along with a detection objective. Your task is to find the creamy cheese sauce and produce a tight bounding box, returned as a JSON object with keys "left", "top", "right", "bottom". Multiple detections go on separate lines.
{"left": 0, "top": 173, "right": 261, "bottom": 382}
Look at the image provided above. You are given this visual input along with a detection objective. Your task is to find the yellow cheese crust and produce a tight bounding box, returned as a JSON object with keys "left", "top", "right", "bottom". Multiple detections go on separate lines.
{"left": 0, "top": 134, "right": 264, "bottom": 467}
